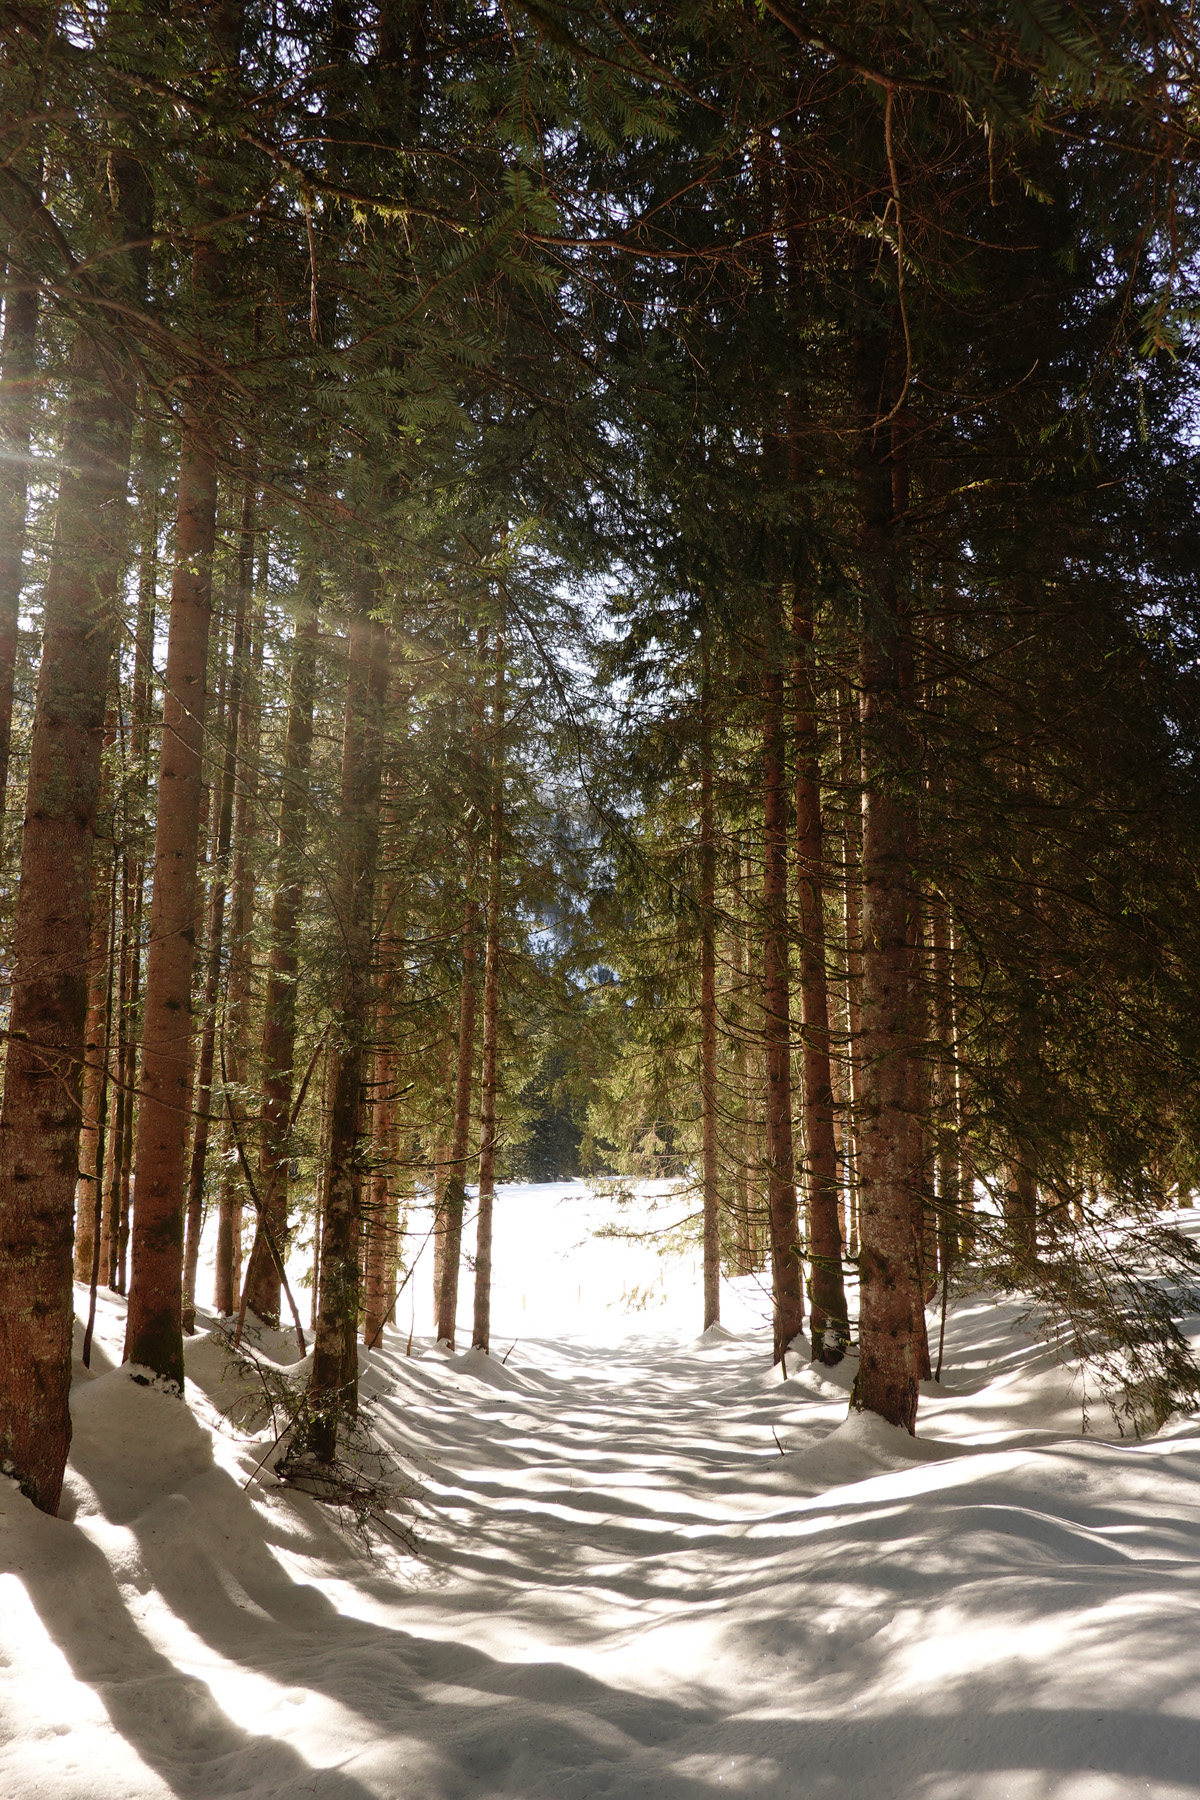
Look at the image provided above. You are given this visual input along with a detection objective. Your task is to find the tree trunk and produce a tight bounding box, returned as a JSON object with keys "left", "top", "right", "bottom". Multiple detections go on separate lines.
{"left": 106, "top": 462, "right": 157, "bottom": 1292}
{"left": 436, "top": 893, "right": 478, "bottom": 1347}
{"left": 311, "top": 1041, "right": 333, "bottom": 1332}
{"left": 363, "top": 1038, "right": 399, "bottom": 1348}
{"left": 73, "top": 730, "right": 116, "bottom": 1284}
{"left": 699, "top": 644, "right": 721, "bottom": 1330}
{"left": 0, "top": 153, "right": 148, "bottom": 1507}
{"left": 437, "top": 637, "right": 486, "bottom": 1349}
{"left": 1006, "top": 1152, "right": 1038, "bottom": 1265}
{"left": 362, "top": 752, "right": 408, "bottom": 1353}
{"left": 123, "top": 0, "right": 241, "bottom": 1385}
{"left": 124, "top": 405, "right": 219, "bottom": 1385}
{"left": 182, "top": 505, "right": 250, "bottom": 1329}
{"left": 215, "top": 541, "right": 262, "bottom": 1313}
{"left": 728, "top": 847, "right": 752, "bottom": 1276}
{"left": 431, "top": 1028, "right": 453, "bottom": 1310}
{"left": 79, "top": 848, "right": 118, "bottom": 1369}
{"left": 837, "top": 688, "right": 864, "bottom": 1259}
{"left": 101, "top": 847, "right": 132, "bottom": 1297}
{"left": 0, "top": 246, "right": 39, "bottom": 813}
{"left": 849, "top": 356, "right": 925, "bottom": 1433}
{"left": 246, "top": 594, "right": 320, "bottom": 1323}
{"left": 309, "top": 596, "right": 388, "bottom": 1459}
{"left": 472, "top": 629, "right": 505, "bottom": 1353}
{"left": 762, "top": 596, "right": 804, "bottom": 1363}
{"left": 793, "top": 589, "right": 848, "bottom": 1363}
{"left": 930, "top": 895, "right": 959, "bottom": 1292}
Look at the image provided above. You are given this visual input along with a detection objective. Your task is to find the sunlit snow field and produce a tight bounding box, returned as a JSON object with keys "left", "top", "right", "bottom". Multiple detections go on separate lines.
{"left": 5, "top": 1180, "right": 1200, "bottom": 1799}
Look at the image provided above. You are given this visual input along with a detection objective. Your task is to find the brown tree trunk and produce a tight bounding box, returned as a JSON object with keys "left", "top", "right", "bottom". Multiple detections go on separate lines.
{"left": 246, "top": 594, "right": 320, "bottom": 1323}
{"left": 363, "top": 1037, "right": 399, "bottom": 1348}
{"left": 123, "top": 0, "right": 241, "bottom": 1384}
{"left": 930, "top": 896, "right": 959, "bottom": 1291}
{"left": 472, "top": 630, "right": 505, "bottom": 1353}
{"left": 107, "top": 857, "right": 144, "bottom": 1296}
{"left": 437, "top": 637, "right": 486, "bottom": 1349}
{"left": 310, "top": 1040, "right": 333, "bottom": 1332}
{"left": 107, "top": 561, "right": 152, "bottom": 1296}
{"left": 743, "top": 842, "right": 767, "bottom": 1273}
{"left": 182, "top": 503, "right": 250, "bottom": 1329}
{"left": 77, "top": 835, "right": 118, "bottom": 1317}
{"left": 309, "top": 596, "right": 388, "bottom": 1459}
{"left": 362, "top": 688, "right": 407, "bottom": 1352}
{"left": 849, "top": 357, "right": 925, "bottom": 1433}
{"left": 0, "top": 248, "right": 39, "bottom": 813}
{"left": 762, "top": 597, "right": 804, "bottom": 1363}
{"left": 699, "top": 645, "right": 721, "bottom": 1330}
{"left": 1006, "top": 1152, "right": 1038, "bottom": 1265}
{"left": 436, "top": 894, "right": 478, "bottom": 1347}
{"left": 73, "top": 730, "right": 116, "bottom": 1285}
{"left": 910, "top": 892, "right": 936, "bottom": 1334}
{"left": 215, "top": 551, "right": 262, "bottom": 1313}
{"left": 431, "top": 1028, "right": 453, "bottom": 1309}
{"left": 793, "top": 589, "right": 848, "bottom": 1363}
{"left": 80, "top": 845, "right": 119, "bottom": 1368}
{"left": 837, "top": 688, "right": 864, "bottom": 1259}
{"left": 106, "top": 464, "right": 156, "bottom": 1292}
{"left": 728, "top": 849, "right": 752, "bottom": 1276}
{"left": 124, "top": 408, "right": 219, "bottom": 1384}
{"left": 0, "top": 154, "right": 149, "bottom": 1508}
{"left": 100, "top": 849, "right": 132, "bottom": 1295}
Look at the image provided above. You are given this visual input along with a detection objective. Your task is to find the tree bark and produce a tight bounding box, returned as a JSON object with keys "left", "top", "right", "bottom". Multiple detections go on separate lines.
{"left": 124, "top": 407, "right": 219, "bottom": 1384}
{"left": 80, "top": 844, "right": 118, "bottom": 1368}
{"left": 309, "top": 595, "right": 388, "bottom": 1459}
{"left": 837, "top": 688, "right": 864, "bottom": 1259}
{"left": 72, "top": 725, "right": 116, "bottom": 1284}
{"left": 0, "top": 248, "right": 39, "bottom": 813}
{"left": 123, "top": 0, "right": 242, "bottom": 1385}
{"left": 214, "top": 541, "right": 262, "bottom": 1313}
{"left": 436, "top": 892, "right": 478, "bottom": 1347}
{"left": 436, "top": 636, "right": 486, "bottom": 1349}
{"left": 107, "top": 525, "right": 154, "bottom": 1295}
{"left": 849, "top": 353, "right": 925, "bottom": 1433}
{"left": 0, "top": 152, "right": 148, "bottom": 1507}
{"left": 793, "top": 590, "right": 849, "bottom": 1363}
{"left": 762, "top": 595, "right": 804, "bottom": 1363}
{"left": 363, "top": 1038, "right": 399, "bottom": 1347}
{"left": 699, "top": 644, "right": 721, "bottom": 1330}
{"left": 362, "top": 759, "right": 407, "bottom": 1351}
{"left": 182, "top": 501, "right": 250, "bottom": 1329}
{"left": 431, "top": 1028, "right": 453, "bottom": 1310}
{"left": 100, "top": 846, "right": 132, "bottom": 1296}
{"left": 246, "top": 594, "right": 320, "bottom": 1323}
{"left": 472, "top": 628, "right": 505, "bottom": 1353}
{"left": 310, "top": 1041, "right": 333, "bottom": 1331}
{"left": 930, "top": 895, "right": 959, "bottom": 1292}
{"left": 728, "top": 847, "right": 753, "bottom": 1276}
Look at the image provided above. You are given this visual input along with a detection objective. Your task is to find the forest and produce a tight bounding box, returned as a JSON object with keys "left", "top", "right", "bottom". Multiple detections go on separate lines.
{"left": 3, "top": 4, "right": 1200, "bottom": 1796}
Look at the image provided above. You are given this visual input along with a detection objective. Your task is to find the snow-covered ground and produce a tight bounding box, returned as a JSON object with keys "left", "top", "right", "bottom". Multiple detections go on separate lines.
{"left": 5, "top": 1180, "right": 1200, "bottom": 1798}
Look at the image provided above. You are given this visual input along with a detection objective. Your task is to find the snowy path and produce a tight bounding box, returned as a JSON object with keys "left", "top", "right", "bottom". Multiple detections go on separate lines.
{"left": 5, "top": 1185, "right": 1200, "bottom": 1798}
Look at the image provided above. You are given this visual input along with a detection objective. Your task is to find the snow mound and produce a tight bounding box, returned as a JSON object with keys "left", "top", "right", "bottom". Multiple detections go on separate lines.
{"left": 770, "top": 1405, "right": 950, "bottom": 1500}
{"left": 64, "top": 1364, "right": 215, "bottom": 1524}
{"left": 696, "top": 1321, "right": 737, "bottom": 1344}
{"left": 452, "top": 1345, "right": 535, "bottom": 1391}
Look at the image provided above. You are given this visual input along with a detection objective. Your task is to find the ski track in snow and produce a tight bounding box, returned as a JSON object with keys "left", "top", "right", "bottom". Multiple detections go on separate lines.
{"left": 5, "top": 1180, "right": 1200, "bottom": 1799}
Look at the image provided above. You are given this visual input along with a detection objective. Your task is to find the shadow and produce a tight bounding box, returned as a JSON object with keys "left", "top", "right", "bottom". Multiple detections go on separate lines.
{"left": 15, "top": 1316, "right": 1200, "bottom": 1798}
{"left": 3, "top": 1492, "right": 384, "bottom": 1799}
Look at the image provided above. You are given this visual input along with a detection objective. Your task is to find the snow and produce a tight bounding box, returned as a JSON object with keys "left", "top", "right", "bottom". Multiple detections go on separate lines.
{"left": 4, "top": 1179, "right": 1200, "bottom": 1798}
